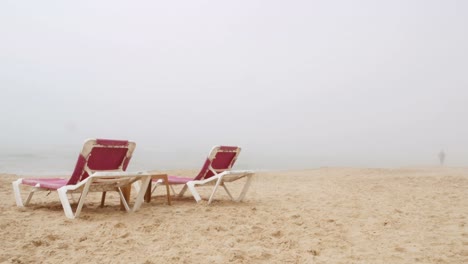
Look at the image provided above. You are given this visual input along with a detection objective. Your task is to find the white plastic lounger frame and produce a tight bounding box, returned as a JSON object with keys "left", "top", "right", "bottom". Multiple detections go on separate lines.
{"left": 13, "top": 171, "right": 152, "bottom": 219}
{"left": 186, "top": 170, "right": 254, "bottom": 204}
{"left": 147, "top": 145, "right": 255, "bottom": 204}
{"left": 149, "top": 169, "right": 255, "bottom": 204}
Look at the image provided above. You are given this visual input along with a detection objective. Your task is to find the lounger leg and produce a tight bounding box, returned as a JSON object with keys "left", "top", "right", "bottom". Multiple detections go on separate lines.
{"left": 120, "top": 186, "right": 132, "bottom": 211}
{"left": 178, "top": 185, "right": 188, "bottom": 197}
{"left": 25, "top": 184, "right": 41, "bottom": 206}
{"left": 236, "top": 175, "right": 254, "bottom": 202}
{"left": 74, "top": 181, "right": 93, "bottom": 218}
{"left": 164, "top": 179, "right": 171, "bottom": 205}
{"left": 133, "top": 176, "right": 151, "bottom": 212}
{"left": 150, "top": 179, "right": 166, "bottom": 199}
{"left": 12, "top": 179, "right": 24, "bottom": 207}
{"left": 207, "top": 176, "right": 224, "bottom": 205}
{"left": 149, "top": 179, "right": 162, "bottom": 195}
{"left": 145, "top": 181, "right": 152, "bottom": 203}
{"left": 117, "top": 187, "right": 131, "bottom": 212}
{"left": 150, "top": 184, "right": 158, "bottom": 195}
{"left": 24, "top": 190, "right": 36, "bottom": 206}
{"left": 57, "top": 187, "right": 75, "bottom": 219}
{"left": 186, "top": 182, "right": 202, "bottom": 203}
{"left": 100, "top": 192, "right": 107, "bottom": 207}
{"left": 222, "top": 184, "right": 234, "bottom": 200}
{"left": 133, "top": 181, "right": 141, "bottom": 193}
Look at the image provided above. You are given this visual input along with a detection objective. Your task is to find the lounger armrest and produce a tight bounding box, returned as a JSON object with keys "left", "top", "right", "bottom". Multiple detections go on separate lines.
{"left": 188, "top": 170, "right": 254, "bottom": 185}
{"left": 59, "top": 171, "right": 151, "bottom": 192}
{"left": 224, "top": 170, "right": 255, "bottom": 175}
{"left": 91, "top": 171, "right": 150, "bottom": 177}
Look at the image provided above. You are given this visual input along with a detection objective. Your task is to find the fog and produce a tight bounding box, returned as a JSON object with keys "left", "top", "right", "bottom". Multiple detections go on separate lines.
{"left": 1, "top": 1, "right": 467, "bottom": 172}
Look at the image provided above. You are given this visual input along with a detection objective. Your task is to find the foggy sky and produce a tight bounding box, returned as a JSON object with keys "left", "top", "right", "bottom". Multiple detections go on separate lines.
{"left": 1, "top": 0, "right": 467, "bottom": 170}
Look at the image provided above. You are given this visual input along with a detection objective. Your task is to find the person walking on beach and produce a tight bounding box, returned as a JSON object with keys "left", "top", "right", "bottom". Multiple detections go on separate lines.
{"left": 438, "top": 150, "right": 446, "bottom": 166}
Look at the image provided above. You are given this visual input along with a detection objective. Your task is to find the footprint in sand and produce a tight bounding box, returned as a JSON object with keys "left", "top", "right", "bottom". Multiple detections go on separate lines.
{"left": 114, "top": 222, "right": 127, "bottom": 228}
{"left": 31, "top": 239, "right": 49, "bottom": 247}
{"left": 395, "top": 247, "right": 406, "bottom": 252}
{"left": 271, "top": 230, "right": 283, "bottom": 238}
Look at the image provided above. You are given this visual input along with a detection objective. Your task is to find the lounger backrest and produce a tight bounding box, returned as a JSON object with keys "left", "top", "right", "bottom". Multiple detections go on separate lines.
{"left": 194, "top": 146, "right": 241, "bottom": 180}
{"left": 66, "top": 139, "right": 136, "bottom": 185}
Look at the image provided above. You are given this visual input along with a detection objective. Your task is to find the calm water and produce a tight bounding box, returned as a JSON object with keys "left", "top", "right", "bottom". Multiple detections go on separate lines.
{"left": 0, "top": 147, "right": 258, "bottom": 176}
{"left": 2, "top": 144, "right": 437, "bottom": 176}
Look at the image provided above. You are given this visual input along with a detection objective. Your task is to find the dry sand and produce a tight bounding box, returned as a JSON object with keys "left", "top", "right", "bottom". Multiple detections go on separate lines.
{"left": 1, "top": 167, "right": 467, "bottom": 263}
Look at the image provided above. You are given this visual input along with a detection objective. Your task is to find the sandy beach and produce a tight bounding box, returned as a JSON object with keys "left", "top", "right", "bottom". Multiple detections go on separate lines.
{"left": 1, "top": 167, "right": 467, "bottom": 263}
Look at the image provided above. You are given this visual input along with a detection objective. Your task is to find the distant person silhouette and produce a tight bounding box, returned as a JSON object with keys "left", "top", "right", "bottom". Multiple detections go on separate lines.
{"left": 438, "top": 150, "right": 445, "bottom": 166}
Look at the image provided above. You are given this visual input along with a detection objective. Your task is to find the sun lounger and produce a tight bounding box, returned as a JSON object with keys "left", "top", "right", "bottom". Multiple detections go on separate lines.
{"left": 12, "top": 138, "right": 152, "bottom": 219}
{"left": 149, "top": 146, "right": 254, "bottom": 204}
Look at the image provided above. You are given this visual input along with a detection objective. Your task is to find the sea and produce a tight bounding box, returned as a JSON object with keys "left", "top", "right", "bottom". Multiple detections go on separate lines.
{"left": 0, "top": 147, "right": 258, "bottom": 176}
